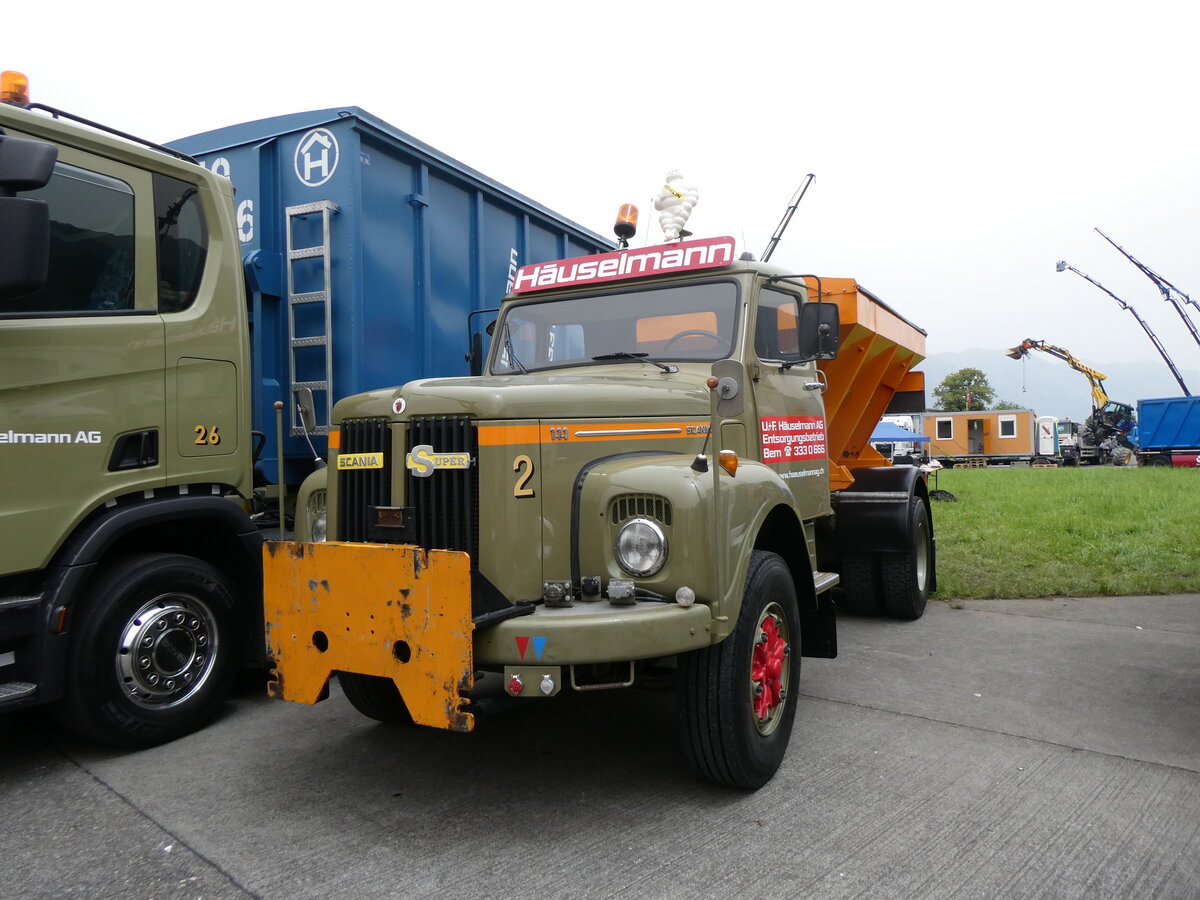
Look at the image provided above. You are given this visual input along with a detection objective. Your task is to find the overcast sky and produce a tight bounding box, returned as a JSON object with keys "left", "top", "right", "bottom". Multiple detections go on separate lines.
{"left": 12, "top": 0, "right": 1200, "bottom": 380}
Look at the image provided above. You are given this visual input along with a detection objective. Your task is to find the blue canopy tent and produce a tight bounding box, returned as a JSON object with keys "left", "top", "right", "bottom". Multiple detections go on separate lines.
{"left": 869, "top": 421, "right": 930, "bottom": 443}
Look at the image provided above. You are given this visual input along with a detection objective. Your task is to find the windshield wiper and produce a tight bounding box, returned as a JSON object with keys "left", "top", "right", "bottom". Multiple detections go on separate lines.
{"left": 591, "top": 351, "right": 678, "bottom": 374}
{"left": 501, "top": 323, "right": 527, "bottom": 374}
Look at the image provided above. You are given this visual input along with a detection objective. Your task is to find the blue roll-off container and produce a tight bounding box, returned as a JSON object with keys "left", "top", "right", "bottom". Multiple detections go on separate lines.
{"left": 170, "top": 108, "right": 610, "bottom": 483}
{"left": 1136, "top": 396, "right": 1200, "bottom": 451}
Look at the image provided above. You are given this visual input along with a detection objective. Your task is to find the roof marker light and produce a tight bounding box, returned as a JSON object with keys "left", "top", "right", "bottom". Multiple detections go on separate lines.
{"left": 1, "top": 70, "right": 31, "bottom": 107}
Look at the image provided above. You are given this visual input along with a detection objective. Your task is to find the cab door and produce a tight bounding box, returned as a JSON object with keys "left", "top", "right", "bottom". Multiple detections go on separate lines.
{"left": 0, "top": 141, "right": 164, "bottom": 573}
{"left": 748, "top": 286, "right": 832, "bottom": 520}
{"left": 155, "top": 172, "right": 249, "bottom": 490}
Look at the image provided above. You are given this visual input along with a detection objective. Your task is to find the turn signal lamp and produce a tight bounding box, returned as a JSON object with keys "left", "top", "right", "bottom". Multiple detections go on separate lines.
{"left": 1, "top": 70, "right": 31, "bottom": 107}
{"left": 614, "top": 203, "right": 638, "bottom": 248}
{"left": 718, "top": 450, "right": 738, "bottom": 476}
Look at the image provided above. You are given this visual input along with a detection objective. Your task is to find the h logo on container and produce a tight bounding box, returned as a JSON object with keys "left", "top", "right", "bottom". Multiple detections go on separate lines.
{"left": 295, "top": 128, "right": 339, "bottom": 187}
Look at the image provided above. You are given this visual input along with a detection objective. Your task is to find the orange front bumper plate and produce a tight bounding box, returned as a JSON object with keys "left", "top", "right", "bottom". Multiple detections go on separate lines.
{"left": 263, "top": 541, "right": 474, "bottom": 732}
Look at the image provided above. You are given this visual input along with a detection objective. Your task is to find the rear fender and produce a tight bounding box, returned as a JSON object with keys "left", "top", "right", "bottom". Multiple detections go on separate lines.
{"left": 833, "top": 466, "right": 935, "bottom": 589}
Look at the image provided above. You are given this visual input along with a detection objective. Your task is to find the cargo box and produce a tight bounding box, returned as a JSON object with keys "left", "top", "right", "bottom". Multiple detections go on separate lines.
{"left": 171, "top": 108, "right": 609, "bottom": 482}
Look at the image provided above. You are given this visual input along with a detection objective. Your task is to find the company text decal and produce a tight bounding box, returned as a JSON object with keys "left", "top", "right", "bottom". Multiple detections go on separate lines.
{"left": 760, "top": 416, "right": 827, "bottom": 463}
{"left": 511, "top": 236, "right": 735, "bottom": 294}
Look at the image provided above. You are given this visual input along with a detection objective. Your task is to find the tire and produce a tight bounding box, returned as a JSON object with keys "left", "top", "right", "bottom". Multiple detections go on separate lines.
{"left": 677, "top": 551, "right": 800, "bottom": 789}
{"left": 1149, "top": 454, "right": 1172, "bottom": 468}
{"left": 881, "top": 498, "right": 932, "bottom": 620}
{"left": 838, "top": 552, "right": 882, "bottom": 615}
{"left": 52, "top": 553, "right": 238, "bottom": 747}
{"left": 338, "top": 673, "right": 415, "bottom": 725}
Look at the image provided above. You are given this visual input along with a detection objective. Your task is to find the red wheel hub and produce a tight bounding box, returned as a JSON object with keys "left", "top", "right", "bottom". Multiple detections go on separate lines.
{"left": 751, "top": 614, "right": 787, "bottom": 720}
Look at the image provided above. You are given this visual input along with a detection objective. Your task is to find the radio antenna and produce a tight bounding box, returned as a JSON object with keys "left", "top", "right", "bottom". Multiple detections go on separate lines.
{"left": 761, "top": 175, "right": 815, "bottom": 263}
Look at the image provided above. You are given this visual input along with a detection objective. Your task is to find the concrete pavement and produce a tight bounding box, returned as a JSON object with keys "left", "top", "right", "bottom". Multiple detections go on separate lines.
{"left": 2, "top": 594, "right": 1198, "bottom": 899}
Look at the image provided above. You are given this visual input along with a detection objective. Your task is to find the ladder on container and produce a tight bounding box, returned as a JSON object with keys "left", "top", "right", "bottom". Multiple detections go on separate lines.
{"left": 285, "top": 200, "right": 338, "bottom": 436}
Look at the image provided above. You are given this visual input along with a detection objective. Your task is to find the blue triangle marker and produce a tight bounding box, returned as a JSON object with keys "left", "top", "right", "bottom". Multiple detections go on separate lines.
{"left": 532, "top": 636, "right": 547, "bottom": 660}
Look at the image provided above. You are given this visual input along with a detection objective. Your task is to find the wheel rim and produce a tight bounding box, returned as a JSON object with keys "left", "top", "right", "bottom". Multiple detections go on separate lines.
{"left": 116, "top": 593, "right": 219, "bottom": 709}
{"left": 914, "top": 512, "right": 930, "bottom": 590}
{"left": 749, "top": 602, "right": 791, "bottom": 736}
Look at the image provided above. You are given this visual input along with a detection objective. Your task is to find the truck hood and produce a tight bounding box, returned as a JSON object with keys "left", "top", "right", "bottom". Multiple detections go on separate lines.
{"left": 335, "top": 369, "right": 713, "bottom": 421}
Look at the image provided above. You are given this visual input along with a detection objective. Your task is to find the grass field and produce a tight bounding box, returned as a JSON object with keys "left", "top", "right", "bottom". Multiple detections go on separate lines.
{"left": 927, "top": 466, "right": 1200, "bottom": 600}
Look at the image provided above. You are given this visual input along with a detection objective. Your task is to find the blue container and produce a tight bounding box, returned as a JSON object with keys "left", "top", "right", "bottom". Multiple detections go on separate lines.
{"left": 1136, "top": 396, "right": 1200, "bottom": 450}
{"left": 171, "top": 108, "right": 610, "bottom": 483}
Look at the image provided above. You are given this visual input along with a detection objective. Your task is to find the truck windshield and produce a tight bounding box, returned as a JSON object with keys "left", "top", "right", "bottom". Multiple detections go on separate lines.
{"left": 491, "top": 281, "right": 739, "bottom": 374}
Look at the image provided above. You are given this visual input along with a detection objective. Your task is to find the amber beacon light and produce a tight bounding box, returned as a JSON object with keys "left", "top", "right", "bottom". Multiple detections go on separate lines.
{"left": 1, "top": 70, "right": 31, "bottom": 107}
{"left": 614, "top": 203, "right": 638, "bottom": 248}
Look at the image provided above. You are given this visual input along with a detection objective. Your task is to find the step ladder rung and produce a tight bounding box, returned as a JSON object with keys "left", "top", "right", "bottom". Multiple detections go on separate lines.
{"left": 288, "top": 200, "right": 339, "bottom": 217}
{"left": 290, "top": 292, "right": 327, "bottom": 305}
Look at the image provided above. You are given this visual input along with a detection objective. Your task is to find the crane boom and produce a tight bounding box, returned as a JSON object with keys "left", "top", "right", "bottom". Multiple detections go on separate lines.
{"left": 1095, "top": 228, "right": 1200, "bottom": 352}
{"left": 1007, "top": 337, "right": 1137, "bottom": 462}
{"left": 1055, "top": 260, "right": 1191, "bottom": 396}
{"left": 1006, "top": 338, "right": 1109, "bottom": 410}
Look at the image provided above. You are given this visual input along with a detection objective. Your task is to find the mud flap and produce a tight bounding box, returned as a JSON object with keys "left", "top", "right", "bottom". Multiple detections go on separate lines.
{"left": 263, "top": 541, "right": 474, "bottom": 732}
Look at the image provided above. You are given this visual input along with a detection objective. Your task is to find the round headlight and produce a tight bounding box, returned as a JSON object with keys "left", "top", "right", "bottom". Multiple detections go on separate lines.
{"left": 615, "top": 518, "right": 667, "bottom": 577}
{"left": 311, "top": 511, "right": 328, "bottom": 543}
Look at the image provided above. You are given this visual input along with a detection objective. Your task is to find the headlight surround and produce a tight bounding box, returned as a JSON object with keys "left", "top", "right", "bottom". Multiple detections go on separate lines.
{"left": 615, "top": 517, "right": 667, "bottom": 577}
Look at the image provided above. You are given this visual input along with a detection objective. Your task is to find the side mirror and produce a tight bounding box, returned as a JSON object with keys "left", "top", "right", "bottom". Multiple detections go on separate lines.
{"left": 465, "top": 308, "right": 498, "bottom": 377}
{"left": 797, "top": 300, "right": 840, "bottom": 361}
{"left": 0, "top": 133, "right": 58, "bottom": 303}
{"left": 296, "top": 386, "right": 318, "bottom": 434}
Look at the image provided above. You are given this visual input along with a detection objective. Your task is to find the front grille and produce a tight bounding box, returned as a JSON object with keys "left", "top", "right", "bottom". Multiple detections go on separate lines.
{"left": 336, "top": 418, "right": 391, "bottom": 541}
{"left": 407, "top": 416, "right": 478, "bottom": 558}
{"left": 611, "top": 494, "right": 673, "bottom": 526}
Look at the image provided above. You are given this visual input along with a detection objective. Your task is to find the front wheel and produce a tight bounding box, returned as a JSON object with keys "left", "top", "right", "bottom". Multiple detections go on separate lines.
{"left": 677, "top": 551, "right": 801, "bottom": 789}
{"left": 53, "top": 553, "right": 239, "bottom": 747}
{"left": 338, "top": 673, "right": 415, "bottom": 725}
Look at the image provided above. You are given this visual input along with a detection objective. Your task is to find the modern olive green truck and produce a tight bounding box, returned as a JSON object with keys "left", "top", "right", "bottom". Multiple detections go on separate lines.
{"left": 265, "top": 232, "right": 933, "bottom": 788}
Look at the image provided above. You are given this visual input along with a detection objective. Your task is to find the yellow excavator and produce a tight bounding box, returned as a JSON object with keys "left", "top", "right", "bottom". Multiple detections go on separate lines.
{"left": 1006, "top": 339, "right": 1136, "bottom": 465}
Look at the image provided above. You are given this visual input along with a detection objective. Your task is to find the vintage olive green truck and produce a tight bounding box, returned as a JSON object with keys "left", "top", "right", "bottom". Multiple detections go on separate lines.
{"left": 265, "top": 233, "right": 933, "bottom": 789}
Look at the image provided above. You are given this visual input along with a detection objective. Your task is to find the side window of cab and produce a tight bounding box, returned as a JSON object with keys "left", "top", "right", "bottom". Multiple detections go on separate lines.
{"left": 153, "top": 173, "right": 208, "bottom": 313}
{"left": 754, "top": 288, "right": 802, "bottom": 362}
{"left": 0, "top": 162, "right": 135, "bottom": 315}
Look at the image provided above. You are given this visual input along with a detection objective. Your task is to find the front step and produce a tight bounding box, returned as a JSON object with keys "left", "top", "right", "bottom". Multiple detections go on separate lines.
{"left": 814, "top": 571, "right": 840, "bottom": 594}
{"left": 0, "top": 680, "right": 37, "bottom": 704}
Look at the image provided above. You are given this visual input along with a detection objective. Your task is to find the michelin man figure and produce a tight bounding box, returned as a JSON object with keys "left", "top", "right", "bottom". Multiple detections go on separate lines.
{"left": 653, "top": 171, "right": 698, "bottom": 241}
